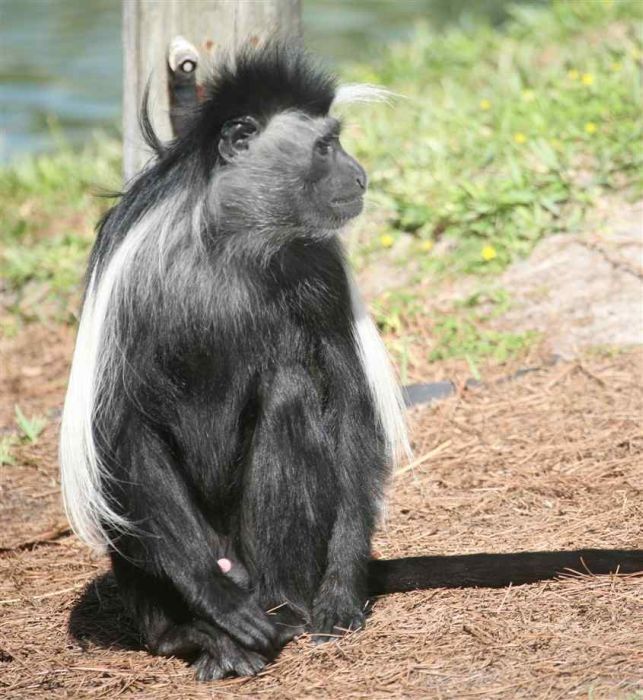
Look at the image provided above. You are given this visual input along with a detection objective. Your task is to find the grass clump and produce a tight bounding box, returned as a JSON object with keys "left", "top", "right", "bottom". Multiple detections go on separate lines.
{"left": 429, "top": 288, "right": 537, "bottom": 364}
{"left": 0, "top": 408, "right": 49, "bottom": 466}
{"left": 429, "top": 314, "right": 537, "bottom": 364}
{"left": 0, "top": 436, "right": 18, "bottom": 466}
{"left": 14, "top": 405, "right": 47, "bottom": 445}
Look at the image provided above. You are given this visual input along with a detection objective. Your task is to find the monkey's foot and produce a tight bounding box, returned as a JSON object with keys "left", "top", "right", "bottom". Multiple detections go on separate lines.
{"left": 310, "top": 592, "right": 366, "bottom": 644}
{"left": 193, "top": 634, "right": 268, "bottom": 681}
{"left": 151, "top": 619, "right": 270, "bottom": 680}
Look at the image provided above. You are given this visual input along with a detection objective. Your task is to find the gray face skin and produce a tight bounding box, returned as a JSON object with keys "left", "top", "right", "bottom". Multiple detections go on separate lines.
{"left": 215, "top": 112, "right": 368, "bottom": 234}
{"left": 302, "top": 117, "right": 367, "bottom": 225}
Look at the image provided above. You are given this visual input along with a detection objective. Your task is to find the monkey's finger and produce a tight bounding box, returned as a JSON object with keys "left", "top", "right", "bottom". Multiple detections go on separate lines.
{"left": 193, "top": 652, "right": 229, "bottom": 682}
{"left": 217, "top": 558, "right": 233, "bottom": 573}
{"left": 310, "top": 610, "right": 365, "bottom": 644}
{"left": 231, "top": 648, "right": 267, "bottom": 677}
{"left": 215, "top": 608, "right": 279, "bottom": 654}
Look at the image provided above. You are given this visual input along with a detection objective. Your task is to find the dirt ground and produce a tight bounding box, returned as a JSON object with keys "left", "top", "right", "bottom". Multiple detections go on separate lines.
{"left": 1, "top": 314, "right": 641, "bottom": 698}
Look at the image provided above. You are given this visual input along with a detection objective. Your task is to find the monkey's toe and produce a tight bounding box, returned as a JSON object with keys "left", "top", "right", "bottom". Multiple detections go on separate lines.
{"left": 310, "top": 606, "right": 365, "bottom": 644}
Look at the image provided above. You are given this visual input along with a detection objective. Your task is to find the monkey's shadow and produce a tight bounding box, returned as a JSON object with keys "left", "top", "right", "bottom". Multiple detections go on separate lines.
{"left": 69, "top": 548, "right": 643, "bottom": 652}
{"left": 68, "top": 573, "right": 141, "bottom": 651}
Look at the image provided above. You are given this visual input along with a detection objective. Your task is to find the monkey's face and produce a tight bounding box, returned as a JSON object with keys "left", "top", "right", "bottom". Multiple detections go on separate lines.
{"left": 299, "top": 116, "right": 367, "bottom": 228}
{"left": 217, "top": 112, "right": 367, "bottom": 232}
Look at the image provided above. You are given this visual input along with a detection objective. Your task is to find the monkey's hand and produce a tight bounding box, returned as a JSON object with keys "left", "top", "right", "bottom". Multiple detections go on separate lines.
{"left": 215, "top": 595, "right": 279, "bottom": 655}
{"left": 310, "top": 578, "right": 366, "bottom": 644}
{"left": 192, "top": 573, "right": 279, "bottom": 656}
{"left": 192, "top": 630, "right": 269, "bottom": 681}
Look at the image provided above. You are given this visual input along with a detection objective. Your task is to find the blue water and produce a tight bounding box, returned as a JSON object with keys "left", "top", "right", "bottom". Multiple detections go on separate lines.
{"left": 0, "top": 0, "right": 544, "bottom": 162}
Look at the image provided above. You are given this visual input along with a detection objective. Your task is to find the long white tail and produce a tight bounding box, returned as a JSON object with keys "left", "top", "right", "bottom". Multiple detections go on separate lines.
{"left": 346, "top": 271, "right": 411, "bottom": 465}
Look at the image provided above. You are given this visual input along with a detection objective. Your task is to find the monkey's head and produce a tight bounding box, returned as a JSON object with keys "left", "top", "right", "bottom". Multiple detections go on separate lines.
{"left": 217, "top": 111, "right": 367, "bottom": 230}
{"left": 171, "top": 42, "right": 380, "bottom": 235}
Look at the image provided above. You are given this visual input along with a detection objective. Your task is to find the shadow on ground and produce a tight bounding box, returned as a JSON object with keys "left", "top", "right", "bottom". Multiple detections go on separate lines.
{"left": 68, "top": 572, "right": 141, "bottom": 651}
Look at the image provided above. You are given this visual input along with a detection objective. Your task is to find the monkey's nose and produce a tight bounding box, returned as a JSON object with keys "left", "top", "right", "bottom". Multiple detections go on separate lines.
{"left": 356, "top": 172, "right": 366, "bottom": 190}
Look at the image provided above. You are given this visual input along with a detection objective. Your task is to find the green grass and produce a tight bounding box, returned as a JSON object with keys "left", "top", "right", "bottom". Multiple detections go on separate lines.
{"left": 0, "top": 407, "right": 48, "bottom": 466}
{"left": 14, "top": 405, "right": 47, "bottom": 444}
{"left": 0, "top": 136, "right": 121, "bottom": 324}
{"left": 372, "top": 285, "right": 539, "bottom": 370}
{"left": 428, "top": 313, "right": 538, "bottom": 364}
{"left": 0, "top": 0, "right": 640, "bottom": 366}
{"left": 0, "top": 435, "right": 18, "bottom": 466}
{"left": 429, "top": 288, "right": 538, "bottom": 364}
{"left": 340, "top": 0, "right": 642, "bottom": 275}
{"left": 336, "top": 0, "right": 641, "bottom": 366}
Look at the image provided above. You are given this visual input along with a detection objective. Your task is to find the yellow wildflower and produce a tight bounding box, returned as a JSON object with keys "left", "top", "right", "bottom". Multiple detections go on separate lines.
{"left": 479, "top": 99, "right": 491, "bottom": 111}
{"left": 481, "top": 245, "right": 497, "bottom": 262}
{"left": 379, "top": 234, "right": 395, "bottom": 249}
{"left": 567, "top": 69, "right": 579, "bottom": 80}
{"left": 513, "top": 132, "right": 527, "bottom": 144}
{"left": 584, "top": 122, "right": 598, "bottom": 134}
{"left": 420, "top": 240, "right": 434, "bottom": 253}
{"left": 521, "top": 89, "right": 535, "bottom": 102}
{"left": 610, "top": 62, "right": 622, "bottom": 72}
{"left": 581, "top": 73, "right": 594, "bottom": 86}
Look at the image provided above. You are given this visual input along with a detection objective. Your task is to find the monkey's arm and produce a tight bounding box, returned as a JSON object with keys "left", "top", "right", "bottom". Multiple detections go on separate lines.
{"left": 108, "top": 415, "right": 278, "bottom": 656}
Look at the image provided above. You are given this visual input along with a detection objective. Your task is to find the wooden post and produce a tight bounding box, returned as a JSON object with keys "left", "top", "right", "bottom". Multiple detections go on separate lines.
{"left": 122, "top": 0, "right": 302, "bottom": 181}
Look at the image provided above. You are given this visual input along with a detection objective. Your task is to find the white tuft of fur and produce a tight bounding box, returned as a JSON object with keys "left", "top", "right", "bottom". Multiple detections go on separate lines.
{"left": 60, "top": 198, "right": 182, "bottom": 552}
{"left": 346, "top": 271, "right": 411, "bottom": 465}
{"left": 332, "top": 83, "right": 396, "bottom": 108}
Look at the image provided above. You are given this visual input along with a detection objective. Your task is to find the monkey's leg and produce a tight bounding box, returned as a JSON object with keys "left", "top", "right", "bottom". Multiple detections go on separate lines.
{"left": 310, "top": 506, "right": 372, "bottom": 643}
{"left": 241, "top": 365, "right": 337, "bottom": 622}
{"left": 310, "top": 344, "right": 388, "bottom": 642}
{"left": 107, "top": 422, "right": 279, "bottom": 658}
{"left": 112, "top": 555, "right": 269, "bottom": 680}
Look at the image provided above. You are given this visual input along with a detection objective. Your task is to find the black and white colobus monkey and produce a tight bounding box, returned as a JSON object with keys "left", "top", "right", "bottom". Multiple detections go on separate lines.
{"left": 60, "top": 42, "right": 642, "bottom": 681}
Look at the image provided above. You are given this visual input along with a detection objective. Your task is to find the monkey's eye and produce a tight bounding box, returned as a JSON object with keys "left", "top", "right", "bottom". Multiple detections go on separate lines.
{"left": 315, "top": 139, "right": 332, "bottom": 157}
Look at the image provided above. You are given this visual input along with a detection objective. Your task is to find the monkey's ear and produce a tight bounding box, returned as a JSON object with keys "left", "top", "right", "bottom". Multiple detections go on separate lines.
{"left": 218, "top": 116, "right": 260, "bottom": 162}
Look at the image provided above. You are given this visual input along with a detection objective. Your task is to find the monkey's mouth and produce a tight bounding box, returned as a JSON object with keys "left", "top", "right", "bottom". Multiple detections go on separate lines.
{"left": 332, "top": 195, "right": 362, "bottom": 205}
{"left": 330, "top": 195, "right": 364, "bottom": 219}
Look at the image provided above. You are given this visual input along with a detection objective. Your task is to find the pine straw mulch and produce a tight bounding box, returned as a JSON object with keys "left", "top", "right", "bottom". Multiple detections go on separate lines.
{"left": 0, "top": 323, "right": 74, "bottom": 550}
{"left": 1, "top": 341, "right": 642, "bottom": 699}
